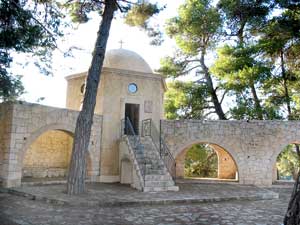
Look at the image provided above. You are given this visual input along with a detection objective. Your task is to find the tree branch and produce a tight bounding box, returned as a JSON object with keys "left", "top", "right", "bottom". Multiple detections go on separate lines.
{"left": 115, "top": 0, "right": 124, "bottom": 13}
{"left": 220, "top": 90, "right": 228, "bottom": 105}
{"left": 118, "top": 0, "right": 138, "bottom": 5}
{"left": 7, "top": 0, "right": 58, "bottom": 48}
{"left": 175, "top": 65, "right": 201, "bottom": 77}
{"left": 203, "top": 110, "right": 216, "bottom": 118}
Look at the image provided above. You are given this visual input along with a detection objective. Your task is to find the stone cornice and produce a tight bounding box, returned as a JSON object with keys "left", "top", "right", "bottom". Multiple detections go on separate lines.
{"left": 65, "top": 67, "right": 167, "bottom": 91}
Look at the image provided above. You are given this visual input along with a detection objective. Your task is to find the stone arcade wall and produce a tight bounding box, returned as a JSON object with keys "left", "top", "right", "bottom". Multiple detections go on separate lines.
{"left": 23, "top": 130, "right": 73, "bottom": 178}
{"left": 174, "top": 143, "right": 237, "bottom": 179}
{"left": 212, "top": 144, "right": 237, "bottom": 179}
{"left": 0, "top": 103, "right": 14, "bottom": 184}
{"left": 161, "top": 120, "right": 300, "bottom": 186}
{"left": 0, "top": 102, "right": 102, "bottom": 188}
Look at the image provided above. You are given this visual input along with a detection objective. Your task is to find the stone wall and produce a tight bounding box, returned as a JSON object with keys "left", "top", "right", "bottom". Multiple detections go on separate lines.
{"left": 119, "top": 137, "right": 142, "bottom": 190}
{"left": 0, "top": 103, "right": 14, "bottom": 183}
{"left": 161, "top": 120, "right": 300, "bottom": 186}
{"left": 23, "top": 130, "right": 73, "bottom": 178}
{"left": 0, "top": 102, "right": 102, "bottom": 187}
{"left": 174, "top": 149, "right": 186, "bottom": 178}
{"left": 66, "top": 68, "right": 165, "bottom": 181}
{"left": 211, "top": 144, "right": 237, "bottom": 179}
{"left": 174, "top": 143, "right": 237, "bottom": 179}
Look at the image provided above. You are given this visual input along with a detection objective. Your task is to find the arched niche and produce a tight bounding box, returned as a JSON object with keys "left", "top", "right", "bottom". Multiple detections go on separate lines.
{"left": 21, "top": 128, "right": 93, "bottom": 182}
{"left": 175, "top": 142, "right": 239, "bottom": 181}
{"left": 272, "top": 142, "right": 300, "bottom": 183}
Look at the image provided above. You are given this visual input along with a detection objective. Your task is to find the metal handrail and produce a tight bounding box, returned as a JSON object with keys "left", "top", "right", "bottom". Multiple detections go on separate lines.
{"left": 142, "top": 119, "right": 176, "bottom": 179}
{"left": 121, "top": 117, "right": 146, "bottom": 184}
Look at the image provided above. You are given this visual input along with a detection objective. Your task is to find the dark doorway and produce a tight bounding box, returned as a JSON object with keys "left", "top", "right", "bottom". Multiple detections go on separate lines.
{"left": 125, "top": 103, "right": 140, "bottom": 135}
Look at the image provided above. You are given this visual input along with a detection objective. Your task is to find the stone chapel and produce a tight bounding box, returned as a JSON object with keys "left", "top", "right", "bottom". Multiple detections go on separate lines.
{"left": 1, "top": 48, "right": 299, "bottom": 190}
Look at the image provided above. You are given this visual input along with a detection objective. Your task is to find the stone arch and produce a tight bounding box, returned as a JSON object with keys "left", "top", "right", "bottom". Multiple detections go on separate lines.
{"left": 19, "top": 123, "right": 94, "bottom": 181}
{"left": 19, "top": 123, "right": 75, "bottom": 167}
{"left": 270, "top": 139, "right": 300, "bottom": 182}
{"left": 20, "top": 123, "right": 75, "bottom": 162}
{"left": 174, "top": 139, "right": 240, "bottom": 181}
{"left": 271, "top": 139, "right": 300, "bottom": 168}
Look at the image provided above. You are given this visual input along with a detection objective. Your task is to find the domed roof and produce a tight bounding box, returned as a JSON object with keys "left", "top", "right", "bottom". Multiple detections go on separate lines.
{"left": 103, "top": 49, "right": 152, "bottom": 73}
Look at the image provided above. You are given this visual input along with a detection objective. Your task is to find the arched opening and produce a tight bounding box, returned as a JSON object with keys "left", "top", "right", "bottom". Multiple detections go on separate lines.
{"left": 176, "top": 143, "right": 239, "bottom": 182}
{"left": 22, "top": 129, "right": 92, "bottom": 183}
{"left": 273, "top": 143, "right": 300, "bottom": 183}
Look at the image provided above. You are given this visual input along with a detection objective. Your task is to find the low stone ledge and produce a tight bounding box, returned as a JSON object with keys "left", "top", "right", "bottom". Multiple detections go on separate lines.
{"left": 5, "top": 183, "right": 279, "bottom": 208}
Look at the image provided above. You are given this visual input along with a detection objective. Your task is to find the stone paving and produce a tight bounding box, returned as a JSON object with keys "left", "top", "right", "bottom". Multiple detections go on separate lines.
{"left": 0, "top": 182, "right": 292, "bottom": 225}
{"left": 6, "top": 182, "right": 278, "bottom": 207}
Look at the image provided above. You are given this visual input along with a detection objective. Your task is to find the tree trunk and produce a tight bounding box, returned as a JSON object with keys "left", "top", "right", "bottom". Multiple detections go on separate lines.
{"left": 237, "top": 20, "right": 246, "bottom": 46}
{"left": 67, "top": 0, "right": 117, "bottom": 195}
{"left": 200, "top": 52, "right": 227, "bottom": 120}
{"left": 281, "top": 50, "right": 292, "bottom": 118}
{"left": 250, "top": 83, "right": 263, "bottom": 120}
{"left": 284, "top": 172, "right": 300, "bottom": 225}
{"left": 284, "top": 145, "right": 300, "bottom": 224}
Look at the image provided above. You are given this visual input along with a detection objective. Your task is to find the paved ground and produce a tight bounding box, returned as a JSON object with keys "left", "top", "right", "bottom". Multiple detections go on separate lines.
{"left": 6, "top": 182, "right": 278, "bottom": 206}
{"left": 0, "top": 182, "right": 292, "bottom": 225}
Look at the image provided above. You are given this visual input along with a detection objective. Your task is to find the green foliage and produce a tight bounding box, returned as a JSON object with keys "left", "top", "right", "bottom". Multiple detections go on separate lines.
{"left": 166, "top": 0, "right": 222, "bottom": 55}
{"left": 277, "top": 144, "right": 300, "bottom": 180}
{"left": 211, "top": 45, "right": 277, "bottom": 119}
{"left": 124, "top": 2, "right": 160, "bottom": 28}
{"left": 228, "top": 94, "right": 282, "bottom": 120}
{"left": 185, "top": 144, "right": 218, "bottom": 178}
{"left": 0, "top": 71, "right": 24, "bottom": 101}
{"left": 65, "top": 0, "right": 163, "bottom": 28}
{"left": 161, "top": 0, "right": 227, "bottom": 120}
{"left": 212, "top": 45, "right": 270, "bottom": 90}
{"left": 158, "top": 53, "right": 196, "bottom": 78}
{"left": 2, "top": 0, "right": 163, "bottom": 101}
{"left": 258, "top": 6, "right": 300, "bottom": 119}
{"left": 0, "top": 0, "right": 64, "bottom": 101}
{"left": 217, "top": 0, "right": 271, "bottom": 40}
{"left": 164, "top": 81, "right": 210, "bottom": 119}
{"left": 65, "top": 0, "right": 163, "bottom": 45}
{"left": 162, "top": 0, "right": 300, "bottom": 121}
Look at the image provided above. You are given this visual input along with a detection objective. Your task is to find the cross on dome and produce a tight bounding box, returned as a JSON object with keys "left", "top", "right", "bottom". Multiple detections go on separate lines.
{"left": 119, "top": 39, "right": 124, "bottom": 49}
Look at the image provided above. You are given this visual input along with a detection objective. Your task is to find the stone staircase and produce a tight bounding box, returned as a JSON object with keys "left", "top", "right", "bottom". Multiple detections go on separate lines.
{"left": 128, "top": 136, "right": 179, "bottom": 192}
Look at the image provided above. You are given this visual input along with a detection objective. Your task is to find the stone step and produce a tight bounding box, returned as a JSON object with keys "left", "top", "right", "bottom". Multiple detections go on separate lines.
{"left": 126, "top": 135, "right": 178, "bottom": 192}
{"left": 145, "top": 175, "right": 173, "bottom": 181}
{"left": 145, "top": 163, "right": 163, "bottom": 169}
{"left": 146, "top": 170, "right": 165, "bottom": 175}
{"left": 166, "top": 186, "right": 179, "bottom": 191}
{"left": 146, "top": 166, "right": 165, "bottom": 171}
{"left": 145, "top": 164, "right": 164, "bottom": 168}
{"left": 143, "top": 185, "right": 179, "bottom": 192}
{"left": 145, "top": 180, "right": 175, "bottom": 187}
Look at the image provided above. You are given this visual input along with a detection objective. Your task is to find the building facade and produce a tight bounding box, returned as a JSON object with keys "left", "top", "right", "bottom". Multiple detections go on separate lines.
{"left": 0, "top": 48, "right": 298, "bottom": 190}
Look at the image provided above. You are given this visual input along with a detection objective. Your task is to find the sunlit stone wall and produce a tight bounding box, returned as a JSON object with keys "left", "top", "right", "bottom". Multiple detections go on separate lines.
{"left": 162, "top": 120, "right": 300, "bottom": 186}
{"left": 23, "top": 130, "right": 73, "bottom": 178}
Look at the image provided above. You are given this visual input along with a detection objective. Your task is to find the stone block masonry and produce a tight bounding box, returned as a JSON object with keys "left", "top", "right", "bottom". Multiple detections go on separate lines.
{"left": 0, "top": 102, "right": 102, "bottom": 188}
{"left": 161, "top": 120, "right": 300, "bottom": 186}
{"left": 23, "top": 130, "right": 73, "bottom": 178}
{"left": 1, "top": 101, "right": 300, "bottom": 188}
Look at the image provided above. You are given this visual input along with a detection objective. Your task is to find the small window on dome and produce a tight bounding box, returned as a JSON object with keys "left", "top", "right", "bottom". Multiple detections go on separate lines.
{"left": 80, "top": 83, "right": 85, "bottom": 94}
{"left": 128, "top": 83, "right": 138, "bottom": 93}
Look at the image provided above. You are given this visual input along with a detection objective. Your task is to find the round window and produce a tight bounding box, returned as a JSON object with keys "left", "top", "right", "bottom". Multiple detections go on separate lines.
{"left": 128, "top": 83, "right": 138, "bottom": 93}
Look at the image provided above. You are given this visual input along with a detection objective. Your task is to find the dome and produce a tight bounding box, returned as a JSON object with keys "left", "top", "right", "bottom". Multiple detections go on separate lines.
{"left": 103, "top": 49, "right": 152, "bottom": 73}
